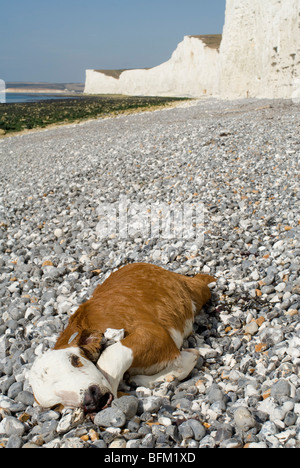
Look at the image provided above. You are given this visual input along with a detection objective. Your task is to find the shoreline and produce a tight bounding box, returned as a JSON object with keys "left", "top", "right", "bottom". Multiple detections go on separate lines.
{"left": 0, "top": 95, "right": 188, "bottom": 141}
{"left": 0, "top": 96, "right": 296, "bottom": 140}
{"left": 0, "top": 97, "right": 193, "bottom": 139}
{"left": 5, "top": 89, "right": 74, "bottom": 94}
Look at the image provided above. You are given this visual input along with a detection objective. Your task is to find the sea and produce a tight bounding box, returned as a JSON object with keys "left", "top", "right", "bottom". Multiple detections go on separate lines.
{"left": 3, "top": 93, "right": 77, "bottom": 104}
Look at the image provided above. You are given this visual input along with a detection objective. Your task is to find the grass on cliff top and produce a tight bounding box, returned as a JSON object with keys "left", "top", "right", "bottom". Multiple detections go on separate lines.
{"left": 0, "top": 95, "right": 187, "bottom": 135}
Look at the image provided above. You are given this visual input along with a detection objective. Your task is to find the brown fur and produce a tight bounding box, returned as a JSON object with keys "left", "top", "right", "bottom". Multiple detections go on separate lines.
{"left": 54, "top": 263, "right": 214, "bottom": 372}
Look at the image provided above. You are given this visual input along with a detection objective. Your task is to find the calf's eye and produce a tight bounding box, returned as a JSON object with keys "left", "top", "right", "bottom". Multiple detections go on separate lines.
{"left": 70, "top": 355, "right": 83, "bottom": 368}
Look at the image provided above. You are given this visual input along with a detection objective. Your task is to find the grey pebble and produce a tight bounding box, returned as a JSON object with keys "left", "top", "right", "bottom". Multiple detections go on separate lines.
{"left": 178, "top": 421, "right": 194, "bottom": 440}
{"left": 0, "top": 417, "right": 25, "bottom": 437}
{"left": 271, "top": 380, "right": 291, "bottom": 400}
{"left": 16, "top": 390, "right": 35, "bottom": 406}
{"left": 215, "top": 424, "right": 234, "bottom": 443}
{"left": 234, "top": 407, "right": 256, "bottom": 431}
{"left": 7, "top": 381, "right": 23, "bottom": 399}
{"left": 284, "top": 411, "right": 297, "bottom": 427}
{"left": 6, "top": 435, "right": 23, "bottom": 449}
{"left": 186, "top": 419, "right": 206, "bottom": 441}
{"left": 112, "top": 395, "right": 138, "bottom": 420}
{"left": 206, "top": 384, "right": 226, "bottom": 403}
{"left": 141, "top": 433, "right": 155, "bottom": 448}
{"left": 139, "top": 396, "right": 162, "bottom": 413}
{"left": 244, "top": 321, "right": 259, "bottom": 335}
{"left": 94, "top": 407, "right": 126, "bottom": 428}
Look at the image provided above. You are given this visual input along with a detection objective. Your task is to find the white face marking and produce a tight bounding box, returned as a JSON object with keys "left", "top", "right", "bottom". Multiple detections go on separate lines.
{"left": 29, "top": 347, "right": 112, "bottom": 409}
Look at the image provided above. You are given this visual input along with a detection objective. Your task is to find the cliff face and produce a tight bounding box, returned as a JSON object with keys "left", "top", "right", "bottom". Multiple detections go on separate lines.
{"left": 85, "top": 35, "right": 220, "bottom": 97}
{"left": 84, "top": 0, "right": 300, "bottom": 99}
{"left": 219, "top": 0, "right": 300, "bottom": 99}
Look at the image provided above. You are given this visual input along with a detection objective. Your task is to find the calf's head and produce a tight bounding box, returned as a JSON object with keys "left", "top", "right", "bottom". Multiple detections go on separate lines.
{"left": 28, "top": 329, "right": 114, "bottom": 413}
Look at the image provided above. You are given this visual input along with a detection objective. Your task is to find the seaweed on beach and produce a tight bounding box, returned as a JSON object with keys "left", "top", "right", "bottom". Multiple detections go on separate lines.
{"left": 0, "top": 95, "right": 186, "bottom": 134}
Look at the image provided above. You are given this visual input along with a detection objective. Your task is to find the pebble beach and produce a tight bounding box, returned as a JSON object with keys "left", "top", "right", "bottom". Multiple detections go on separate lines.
{"left": 0, "top": 98, "right": 299, "bottom": 448}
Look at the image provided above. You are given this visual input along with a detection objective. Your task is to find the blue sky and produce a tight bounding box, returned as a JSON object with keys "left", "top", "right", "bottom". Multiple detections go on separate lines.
{"left": 0, "top": 0, "right": 226, "bottom": 83}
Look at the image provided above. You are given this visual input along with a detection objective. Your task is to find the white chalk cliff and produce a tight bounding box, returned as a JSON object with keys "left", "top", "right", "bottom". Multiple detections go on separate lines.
{"left": 84, "top": 0, "right": 300, "bottom": 99}
{"left": 219, "top": 0, "right": 300, "bottom": 99}
{"left": 85, "top": 35, "right": 221, "bottom": 98}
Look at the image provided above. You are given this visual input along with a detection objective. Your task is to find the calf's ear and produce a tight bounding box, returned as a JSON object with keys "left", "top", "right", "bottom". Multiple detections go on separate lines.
{"left": 78, "top": 330, "right": 105, "bottom": 362}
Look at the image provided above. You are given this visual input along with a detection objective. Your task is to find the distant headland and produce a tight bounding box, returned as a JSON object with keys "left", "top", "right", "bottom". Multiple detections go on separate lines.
{"left": 6, "top": 82, "right": 84, "bottom": 94}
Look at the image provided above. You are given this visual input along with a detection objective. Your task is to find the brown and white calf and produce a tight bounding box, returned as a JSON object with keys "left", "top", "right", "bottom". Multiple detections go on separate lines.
{"left": 29, "top": 263, "right": 215, "bottom": 413}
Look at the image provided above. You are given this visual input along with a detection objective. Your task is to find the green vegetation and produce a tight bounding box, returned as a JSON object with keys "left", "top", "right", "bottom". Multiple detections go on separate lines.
{"left": 0, "top": 95, "right": 187, "bottom": 134}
